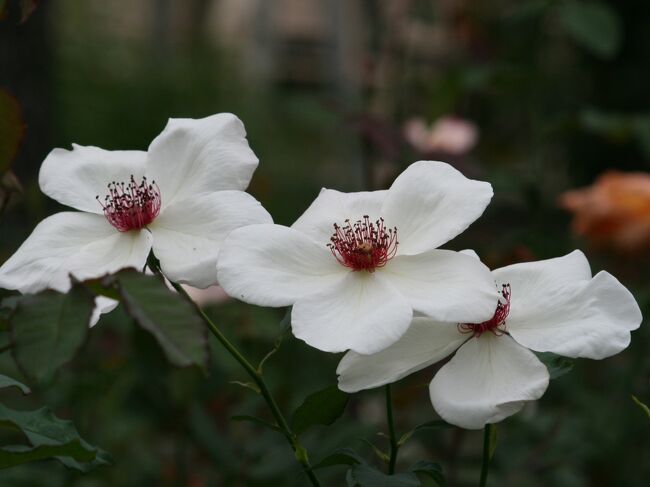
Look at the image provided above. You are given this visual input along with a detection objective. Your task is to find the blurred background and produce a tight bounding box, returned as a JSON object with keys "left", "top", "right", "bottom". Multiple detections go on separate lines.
{"left": 1, "top": 0, "right": 649, "bottom": 485}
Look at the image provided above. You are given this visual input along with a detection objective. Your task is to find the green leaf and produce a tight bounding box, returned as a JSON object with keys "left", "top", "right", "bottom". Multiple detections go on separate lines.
{"left": 290, "top": 385, "right": 349, "bottom": 435}
{"left": 0, "top": 295, "right": 19, "bottom": 332}
{"left": 0, "top": 296, "right": 18, "bottom": 332}
{"left": 631, "top": 395, "right": 650, "bottom": 420}
{"left": 0, "top": 89, "right": 25, "bottom": 172}
{"left": 398, "top": 420, "right": 452, "bottom": 446}
{"left": 82, "top": 276, "right": 121, "bottom": 301}
{"left": 0, "top": 404, "right": 112, "bottom": 471}
{"left": 0, "top": 295, "right": 19, "bottom": 311}
{"left": 578, "top": 109, "right": 650, "bottom": 159}
{"left": 312, "top": 447, "right": 366, "bottom": 470}
{"left": 0, "top": 440, "right": 94, "bottom": 469}
{"left": 487, "top": 424, "right": 498, "bottom": 460}
{"left": 294, "top": 443, "right": 310, "bottom": 465}
{"left": 579, "top": 109, "right": 634, "bottom": 138}
{"left": 558, "top": 1, "right": 622, "bottom": 59}
{"left": 409, "top": 461, "right": 445, "bottom": 486}
{"left": 10, "top": 285, "right": 94, "bottom": 383}
{"left": 114, "top": 270, "right": 208, "bottom": 370}
{"left": 0, "top": 374, "right": 30, "bottom": 394}
{"left": 535, "top": 352, "right": 574, "bottom": 379}
{"left": 230, "top": 415, "right": 280, "bottom": 432}
{"left": 346, "top": 465, "right": 420, "bottom": 487}
{"left": 0, "top": 311, "right": 9, "bottom": 332}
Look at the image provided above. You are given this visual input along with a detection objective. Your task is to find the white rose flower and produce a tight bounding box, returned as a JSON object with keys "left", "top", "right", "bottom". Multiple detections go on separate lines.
{"left": 217, "top": 161, "right": 498, "bottom": 354}
{"left": 337, "top": 250, "right": 642, "bottom": 429}
{"left": 0, "top": 113, "right": 271, "bottom": 325}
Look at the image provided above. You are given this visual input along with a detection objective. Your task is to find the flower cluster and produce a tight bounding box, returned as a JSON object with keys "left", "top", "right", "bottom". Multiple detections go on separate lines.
{"left": 217, "top": 161, "right": 497, "bottom": 354}
{"left": 0, "top": 113, "right": 642, "bottom": 430}
{"left": 337, "top": 249, "right": 641, "bottom": 428}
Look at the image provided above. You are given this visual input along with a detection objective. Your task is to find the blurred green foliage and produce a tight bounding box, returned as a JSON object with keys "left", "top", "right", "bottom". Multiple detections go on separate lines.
{"left": 1, "top": 0, "right": 649, "bottom": 485}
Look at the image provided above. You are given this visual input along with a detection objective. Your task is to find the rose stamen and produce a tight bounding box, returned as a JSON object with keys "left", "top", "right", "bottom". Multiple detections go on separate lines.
{"left": 97, "top": 175, "right": 161, "bottom": 232}
{"left": 458, "top": 284, "right": 511, "bottom": 337}
{"left": 328, "top": 215, "right": 398, "bottom": 272}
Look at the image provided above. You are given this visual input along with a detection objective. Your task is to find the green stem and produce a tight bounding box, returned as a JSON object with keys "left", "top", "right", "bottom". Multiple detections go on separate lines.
{"left": 0, "top": 343, "right": 12, "bottom": 354}
{"left": 385, "top": 384, "right": 399, "bottom": 474}
{"left": 151, "top": 263, "right": 321, "bottom": 486}
{"left": 479, "top": 424, "right": 492, "bottom": 487}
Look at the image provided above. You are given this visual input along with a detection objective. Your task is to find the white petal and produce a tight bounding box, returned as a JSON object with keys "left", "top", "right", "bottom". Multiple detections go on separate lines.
{"left": 507, "top": 271, "right": 642, "bottom": 359}
{"left": 337, "top": 318, "right": 467, "bottom": 392}
{"left": 492, "top": 250, "right": 592, "bottom": 314}
{"left": 459, "top": 249, "right": 480, "bottom": 260}
{"left": 39, "top": 144, "right": 146, "bottom": 214}
{"left": 380, "top": 161, "right": 492, "bottom": 254}
{"left": 429, "top": 334, "right": 549, "bottom": 430}
{"left": 292, "top": 272, "right": 413, "bottom": 354}
{"left": 217, "top": 224, "right": 347, "bottom": 306}
{"left": 146, "top": 114, "right": 258, "bottom": 209}
{"left": 89, "top": 296, "right": 119, "bottom": 327}
{"left": 150, "top": 190, "right": 272, "bottom": 288}
{"left": 291, "top": 188, "right": 387, "bottom": 244}
{"left": 381, "top": 249, "right": 498, "bottom": 323}
{"left": 0, "top": 212, "right": 152, "bottom": 294}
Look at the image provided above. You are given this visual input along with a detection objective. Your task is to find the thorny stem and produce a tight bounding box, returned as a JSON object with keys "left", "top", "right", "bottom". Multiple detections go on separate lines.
{"left": 148, "top": 259, "right": 321, "bottom": 487}
{"left": 385, "top": 384, "right": 399, "bottom": 474}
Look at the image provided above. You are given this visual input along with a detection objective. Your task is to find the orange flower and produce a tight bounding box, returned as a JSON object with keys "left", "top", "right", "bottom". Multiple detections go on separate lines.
{"left": 560, "top": 171, "right": 650, "bottom": 252}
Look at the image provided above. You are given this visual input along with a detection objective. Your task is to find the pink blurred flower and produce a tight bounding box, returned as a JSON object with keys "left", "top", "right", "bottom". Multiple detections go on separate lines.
{"left": 403, "top": 116, "right": 479, "bottom": 155}
{"left": 181, "top": 284, "right": 231, "bottom": 307}
{"left": 560, "top": 171, "right": 650, "bottom": 252}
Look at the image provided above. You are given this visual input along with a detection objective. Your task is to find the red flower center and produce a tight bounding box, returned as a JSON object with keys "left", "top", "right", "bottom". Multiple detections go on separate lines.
{"left": 458, "top": 284, "right": 511, "bottom": 337}
{"left": 97, "top": 175, "right": 161, "bottom": 232}
{"left": 328, "top": 216, "right": 398, "bottom": 272}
